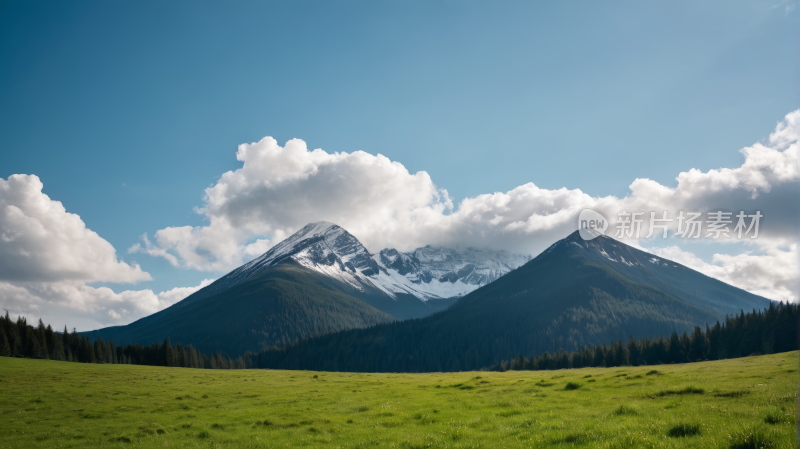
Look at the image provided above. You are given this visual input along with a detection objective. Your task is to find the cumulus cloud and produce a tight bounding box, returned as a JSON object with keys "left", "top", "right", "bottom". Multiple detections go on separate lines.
{"left": 0, "top": 278, "right": 215, "bottom": 330}
{"left": 130, "top": 138, "right": 452, "bottom": 272}
{"left": 132, "top": 111, "right": 800, "bottom": 302}
{"left": 0, "top": 175, "right": 151, "bottom": 283}
{"left": 0, "top": 174, "right": 216, "bottom": 329}
{"left": 128, "top": 234, "right": 179, "bottom": 267}
{"left": 154, "top": 278, "right": 215, "bottom": 309}
{"left": 647, "top": 244, "right": 798, "bottom": 304}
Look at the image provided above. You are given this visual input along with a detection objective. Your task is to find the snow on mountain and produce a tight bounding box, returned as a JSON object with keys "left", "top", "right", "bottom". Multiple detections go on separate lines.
{"left": 177, "top": 222, "right": 376, "bottom": 306}
{"left": 367, "top": 245, "right": 530, "bottom": 300}
{"left": 184, "top": 222, "right": 531, "bottom": 306}
{"left": 228, "top": 221, "right": 379, "bottom": 291}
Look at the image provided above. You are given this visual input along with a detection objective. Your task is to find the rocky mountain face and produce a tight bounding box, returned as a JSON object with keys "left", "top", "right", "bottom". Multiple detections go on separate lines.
{"left": 175, "top": 222, "right": 379, "bottom": 307}
{"left": 370, "top": 245, "right": 530, "bottom": 301}
{"left": 233, "top": 222, "right": 380, "bottom": 290}
{"left": 188, "top": 221, "right": 530, "bottom": 306}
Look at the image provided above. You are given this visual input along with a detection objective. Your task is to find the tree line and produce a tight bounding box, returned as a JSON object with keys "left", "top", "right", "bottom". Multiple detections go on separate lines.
{"left": 241, "top": 302, "right": 798, "bottom": 372}
{"left": 2, "top": 302, "right": 797, "bottom": 373}
{"left": 492, "top": 302, "right": 799, "bottom": 371}
{"left": 0, "top": 312, "right": 247, "bottom": 369}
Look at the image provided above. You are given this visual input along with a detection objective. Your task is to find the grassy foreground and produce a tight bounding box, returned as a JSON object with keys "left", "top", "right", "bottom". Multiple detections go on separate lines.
{"left": 0, "top": 353, "right": 796, "bottom": 448}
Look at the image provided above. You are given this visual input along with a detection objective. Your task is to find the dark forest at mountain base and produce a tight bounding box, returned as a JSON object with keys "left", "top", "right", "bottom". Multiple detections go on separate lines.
{"left": 6, "top": 303, "right": 790, "bottom": 373}
{"left": 492, "top": 302, "right": 799, "bottom": 371}
{"left": 81, "top": 262, "right": 396, "bottom": 356}
{"left": 250, "top": 302, "right": 798, "bottom": 372}
{"left": 0, "top": 312, "right": 245, "bottom": 369}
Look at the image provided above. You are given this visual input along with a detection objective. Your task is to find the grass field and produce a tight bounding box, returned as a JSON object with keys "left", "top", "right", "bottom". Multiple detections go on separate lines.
{"left": 0, "top": 353, "right": 797, "bottom": 448}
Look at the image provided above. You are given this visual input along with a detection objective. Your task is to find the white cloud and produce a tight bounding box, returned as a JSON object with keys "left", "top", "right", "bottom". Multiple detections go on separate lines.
{"left": 130, "top": 137, "right": 453, "bottom": 272}
{"left": 133, "top": 110, "right": 800, "bottom": 302}
{"left": 128, "top": 233, "right": 180, "bottom": 267}
{"left": 0, "top": 174, "right": 151, "bottom": 283}
{"left": 646, "top": 244, "right": 798, "bottom": 304}
{"left": 0, "top": 278, "right": 215, "bottom": 331}
{"left": 0, "top": 174, "right": 216, "bottom": 329}
{"left": 154, "top": 278, "right": 215, "bottom": 310}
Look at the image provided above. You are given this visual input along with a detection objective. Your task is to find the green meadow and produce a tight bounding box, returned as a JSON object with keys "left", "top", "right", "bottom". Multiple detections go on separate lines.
{"left": 0, "top": 352, "right": 796, "bottom": 448}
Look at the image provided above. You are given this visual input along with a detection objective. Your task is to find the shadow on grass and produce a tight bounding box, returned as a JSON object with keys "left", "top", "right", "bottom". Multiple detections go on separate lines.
{"left": 667, "top": 423, "right": 700, "bottom": 437}
{"left": 713, "top": 390, "right": 749, "bottom": 398}
{"left": 763, "top": 409, "right": 788, "bottom": 425}
{"left": 613, "top": 405, "right": 639, "bottom": 416}
{"left": 729, "top": 427, "right": 779, "bottom": 449}
{"left": 649, "top": 386, "right": 703, "bottom": 398}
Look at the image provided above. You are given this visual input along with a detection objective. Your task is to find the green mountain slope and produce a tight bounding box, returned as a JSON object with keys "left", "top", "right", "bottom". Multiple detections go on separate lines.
{"left": 84, "top": 260, "right": 395, "bottom": 356}
{"left": 254, "top": 232, "right": 771, "bottom": 372}
{"left": 563, "top": 232, "right": 770, "bottom": 316}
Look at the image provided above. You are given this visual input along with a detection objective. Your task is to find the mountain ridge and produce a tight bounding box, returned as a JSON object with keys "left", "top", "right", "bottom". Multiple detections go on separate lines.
{"left": 251, "top": 230, "right": 773, "bottom": 372}
{"left": 83, "top": 222, "right": 529, "bottom": 354}
{"left": 175, "top": 221, "right": 530, "bottom": 309}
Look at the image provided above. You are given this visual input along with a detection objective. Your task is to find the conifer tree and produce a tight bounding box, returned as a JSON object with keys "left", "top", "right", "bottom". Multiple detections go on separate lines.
{"left": 52, "top": 334, "right": 66, "bottom": 361}
{"left": 571, "top": 346, "right": 584, "bottom": 368}
{"left": 36, "top": 320, "right": 49, "bottom": 359}
{"left": 85, "top": 338, "right": 97, "bottom": 363}
{"left": 0, "top": 328, "right": 11, "bottom": 357}
{"left": 28, "top": 329, "right": 42, "bottom": 359}
{"left": 189, "top": 345, "right": 199, "bottom": 368}
{"left": 61, "top": 325, "right": 72, "bottom": 358}
{"left": 94, "top": 339, "right": 105, "bottom": 363}
{"left": 592, "top": 345, "right": 605, "bottom": 367}
{"left": 162, "top": 338, "right": 174, "bottom": 367}
{"left": 667, "top": 331, "right": 682, "bottom": 363}
{"left": 9, "top": 323, "right": 21, "bottom": 356}
{"left": 689, "top": 326, "right": 706, "bottom": 361}
{"left": 627, "top": 336, "right": 641, "bottom": 366}
{"left": 108, "top": 341, "right": 117, "bottom": 364}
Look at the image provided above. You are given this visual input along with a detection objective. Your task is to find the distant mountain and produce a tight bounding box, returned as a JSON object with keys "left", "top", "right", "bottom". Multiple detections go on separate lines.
{"left": 84, "top": 222, "right": 528, "bottom": 355}
{"left": 370, "top": 245, "right": 529, "bottom": 301}
{"left": 255, "top": 231, "right": 772, "bottom": 372}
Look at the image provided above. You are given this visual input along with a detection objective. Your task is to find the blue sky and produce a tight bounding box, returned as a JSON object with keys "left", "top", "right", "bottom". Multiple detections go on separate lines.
{"left": 0, "top": 0, "right": 798, "bottom": 327}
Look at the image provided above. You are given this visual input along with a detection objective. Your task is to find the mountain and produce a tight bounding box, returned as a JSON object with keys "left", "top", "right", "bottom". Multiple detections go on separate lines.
{"left": 369, "top": 245, "right": 529, "bottom": 301}
{"left": 254, "top": 231, "right": 772, "bottom": 372}
{"left": 84, "top": 222, "right": 527, "bottom": 355}
{"left": 178, "top": 222, "right": 528, "bottom": 316}
{"left": 83, "top": 260, "right": 396, "bottom": 356}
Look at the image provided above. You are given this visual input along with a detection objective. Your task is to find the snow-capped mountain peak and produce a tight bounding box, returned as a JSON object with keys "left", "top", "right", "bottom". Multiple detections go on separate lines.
{"left": 180, "top": 222, "right": 530, "bottom": 307}
{"left": 228, "top": 221, "right": 378, "bottom": 290}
